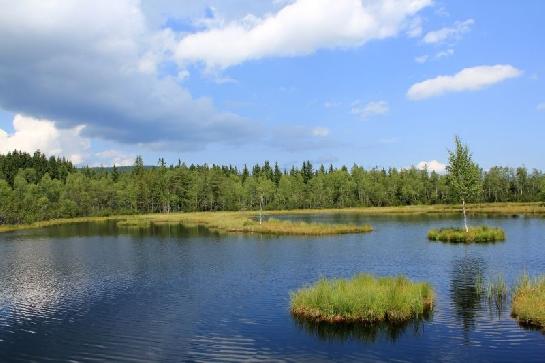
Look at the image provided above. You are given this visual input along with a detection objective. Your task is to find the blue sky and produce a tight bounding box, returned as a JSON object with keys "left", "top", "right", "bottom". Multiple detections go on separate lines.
{"left": 0, "top": 0, "right": 544, "bottom": 171}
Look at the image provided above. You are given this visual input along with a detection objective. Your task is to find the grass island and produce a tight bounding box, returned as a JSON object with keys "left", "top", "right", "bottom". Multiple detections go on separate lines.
{"left": 290, "top": 274, "right": 434, "bottom": 323}
{"left": 427, "top": 226, "right": 505, "bottom": 243}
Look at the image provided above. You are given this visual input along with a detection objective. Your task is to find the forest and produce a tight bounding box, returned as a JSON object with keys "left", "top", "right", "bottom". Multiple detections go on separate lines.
{"left": 1, "top": 150, "right": 544, "bottom": 225}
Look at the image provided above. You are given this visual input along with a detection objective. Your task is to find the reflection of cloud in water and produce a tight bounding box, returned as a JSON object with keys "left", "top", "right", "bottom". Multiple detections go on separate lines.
{"left": 0, "top": 236, "right": 137, "bottom": 327}
{"left": 292, "top": 314, "right": 431, "bottom": 343}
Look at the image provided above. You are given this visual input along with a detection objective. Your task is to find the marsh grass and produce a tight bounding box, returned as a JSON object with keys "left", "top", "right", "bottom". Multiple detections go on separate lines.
{"left": 477, "top": 274, "right": 508, "bottom": 310}
{"left": 511, "top": 273, "right": 545, "bottom": 329}
{"left": 290, "top": 274, "right": 434, "bottom": 323}
{"left": 116, "top": 219, "right": 151, "bottom": 228}
{"left": 427, "top": 226, "right": 505, "bottom": 243}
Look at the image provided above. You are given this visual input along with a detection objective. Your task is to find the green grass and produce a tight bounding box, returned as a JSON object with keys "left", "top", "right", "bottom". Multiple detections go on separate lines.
{"left": 512, "top": 273, "right": 545, "bottom": 329}
{"left": 290, "top": 274, "right": 434, "bottom": 323}
{"left": 427, "top": 226, "right": 505, "bottom": 243}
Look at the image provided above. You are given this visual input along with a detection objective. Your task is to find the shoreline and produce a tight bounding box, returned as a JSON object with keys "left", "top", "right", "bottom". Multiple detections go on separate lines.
{"left": 1, "top": 202, "right": 544, "bottom": 235}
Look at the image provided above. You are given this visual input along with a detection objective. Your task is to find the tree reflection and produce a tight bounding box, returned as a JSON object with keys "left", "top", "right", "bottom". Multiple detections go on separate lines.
{"left": 449, "top": 255, "right": 486, "bottom": 333}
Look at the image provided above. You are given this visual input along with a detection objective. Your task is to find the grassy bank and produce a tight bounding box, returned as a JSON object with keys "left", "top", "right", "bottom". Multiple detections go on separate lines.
{"left": 512, "top": 274, "right": 545, "bottom": 329}
{"left": 290, "top": 274, "right": 434, "bottom": 323}
{"left": 427, "top": 226, "right": 505, "bottom": 243}
{"left": 1, "top": 202, "right": 543, "bottom": 235}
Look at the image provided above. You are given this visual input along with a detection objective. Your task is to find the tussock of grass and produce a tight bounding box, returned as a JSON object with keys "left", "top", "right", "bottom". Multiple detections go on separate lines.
{"left": 512, "top": 273, "right": 545, "bottom": 329}
{"left": 290, "top": 274, "right": 434, "bottom": 323}
{"left": 427, "top": 226, "right": 505, "bottom": 243}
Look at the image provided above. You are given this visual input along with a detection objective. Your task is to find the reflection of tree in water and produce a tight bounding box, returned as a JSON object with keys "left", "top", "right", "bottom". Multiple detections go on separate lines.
{"left": 450, "top": 255, "right": 486, "bottom": 333}
{"left": 292, "top": 313, "right": 431, "bottom": 343}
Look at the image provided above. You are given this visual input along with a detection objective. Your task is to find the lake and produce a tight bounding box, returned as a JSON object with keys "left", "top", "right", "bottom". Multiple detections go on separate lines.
{"left": 1, "top": 214, "right": 545, "bottom": 362}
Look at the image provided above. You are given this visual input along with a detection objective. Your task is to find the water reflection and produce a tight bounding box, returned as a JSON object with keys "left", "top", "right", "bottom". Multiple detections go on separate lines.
{"left": 449, "top": 255, "right": 486, "bottom": 333}
{"left": 292, "top": 314, "right": 431, "bottom": 343}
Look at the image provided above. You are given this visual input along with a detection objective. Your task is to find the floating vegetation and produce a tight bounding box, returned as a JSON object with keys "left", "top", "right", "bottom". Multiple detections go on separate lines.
{"left": 427, "top": 226, "right": 505, "bottom": 243}
{"left": 290, "top": 274, "right": 434, "bottom": 324}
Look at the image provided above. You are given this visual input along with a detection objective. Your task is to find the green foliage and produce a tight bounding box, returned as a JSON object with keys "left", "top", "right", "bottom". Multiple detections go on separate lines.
{"left": 290, "top": 274, "right": 434, "bottom": 323}
{"left": 1, "top": 149, "right": 545, "bottom": 226}
{"left": 512, "top": 273, "right": 545, "bottom": 328}
{"left": 447, "top": 136, "right": 482, "bottom": 203}
{"left": 427, "top": 226, "right": 505, "bottom": 243}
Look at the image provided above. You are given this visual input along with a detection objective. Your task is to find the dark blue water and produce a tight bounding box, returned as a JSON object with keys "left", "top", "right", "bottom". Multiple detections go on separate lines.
{"left": 1, "top": 215, "right": 545, "bottom": 362}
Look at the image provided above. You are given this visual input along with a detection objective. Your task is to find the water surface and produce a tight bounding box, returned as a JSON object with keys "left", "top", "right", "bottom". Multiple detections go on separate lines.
{"left": 1, "top": 215, "right": 545, "bottom": 362}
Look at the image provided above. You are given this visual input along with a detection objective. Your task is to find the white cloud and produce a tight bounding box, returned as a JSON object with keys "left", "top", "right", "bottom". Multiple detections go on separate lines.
{"left": 435, "top": 48, "right": 454, "bottom": 59}
{"left": 537, "top": 102, "right": 545, "bottom": 111}
{"left": 407, "top": 64, "right": 522, "bottom": 100}
{"left": 175, "top": 0, "right": 432, "bottom": 70}
{"left": 415, "top": 55, "right": 429, "bottom": 64}
{"left": 0, "top": 114, "right": 90, "bottom": 164}
{"left": 0, "top": 0, "right": 258, "bottom": 152}
{"left": 94, "top": 150, "right": 135, "bottom": 167}
{"left": 406, "top": 16, "right": 423, "bottom": 38}
{"left": 352, "top": 100, "right": 389, "bottom": 118}
{"left": 312, "top": 127, "right": 330, "bottom": 137}
{"left": 416, "top": 160, "right": 446, "bottom": 173}
{"left": 423, "top": 18, "right": 474, "bottom": 44}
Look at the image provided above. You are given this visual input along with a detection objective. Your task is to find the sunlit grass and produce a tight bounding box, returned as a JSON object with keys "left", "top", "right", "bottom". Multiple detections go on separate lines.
{"left": 290, "top": 274, "right": 434, "bottom": 323}
{"left": 512, "top": 273, "right": 545, "bottom": 329}
{"left": 427, "top": 226, "right": 505, "bottom": 243}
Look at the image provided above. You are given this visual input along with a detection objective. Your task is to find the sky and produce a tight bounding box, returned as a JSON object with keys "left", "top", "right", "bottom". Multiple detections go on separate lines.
{"left": 0, "top": 0, "right": 544, "bottom": 172}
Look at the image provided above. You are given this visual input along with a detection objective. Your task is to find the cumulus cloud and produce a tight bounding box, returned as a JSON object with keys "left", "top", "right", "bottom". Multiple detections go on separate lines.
{"left": 416, "top": 160, "right": 446, "bottom": 173}
{"left": 0, "top": 0, "right": 258, "bottom": 152}
{"left": 175, "top": 0, "right": 432, "bottom": 70}
{"left": 352, "top": 100, "right": 389, "bottom": 118}
{"left": 0, "top": 115, "right": 90, "bottom": 164}
{"left": 423, "top": 18, "right": 474, "bottom": 44}
{"left": 407, "top": 65, "right": 522, "bottom": 100}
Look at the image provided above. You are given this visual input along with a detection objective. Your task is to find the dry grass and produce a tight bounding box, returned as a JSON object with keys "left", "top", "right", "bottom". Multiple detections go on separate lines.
{"left": 512, "top": 273, "right": 545, "bottom": 329}
{"left": 427, "top": 226, "right": 505, "bottom": 243}
{"left": 290, "top": 274, "right": 434, "bottom": 323}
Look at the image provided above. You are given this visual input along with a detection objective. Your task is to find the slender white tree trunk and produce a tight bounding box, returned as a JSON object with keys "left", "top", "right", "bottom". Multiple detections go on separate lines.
{"left": 259, "top": 194, "right": 263, "bottom": 225}
{"left": 462, "top": 199, "right": 468, "bottom": 232}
